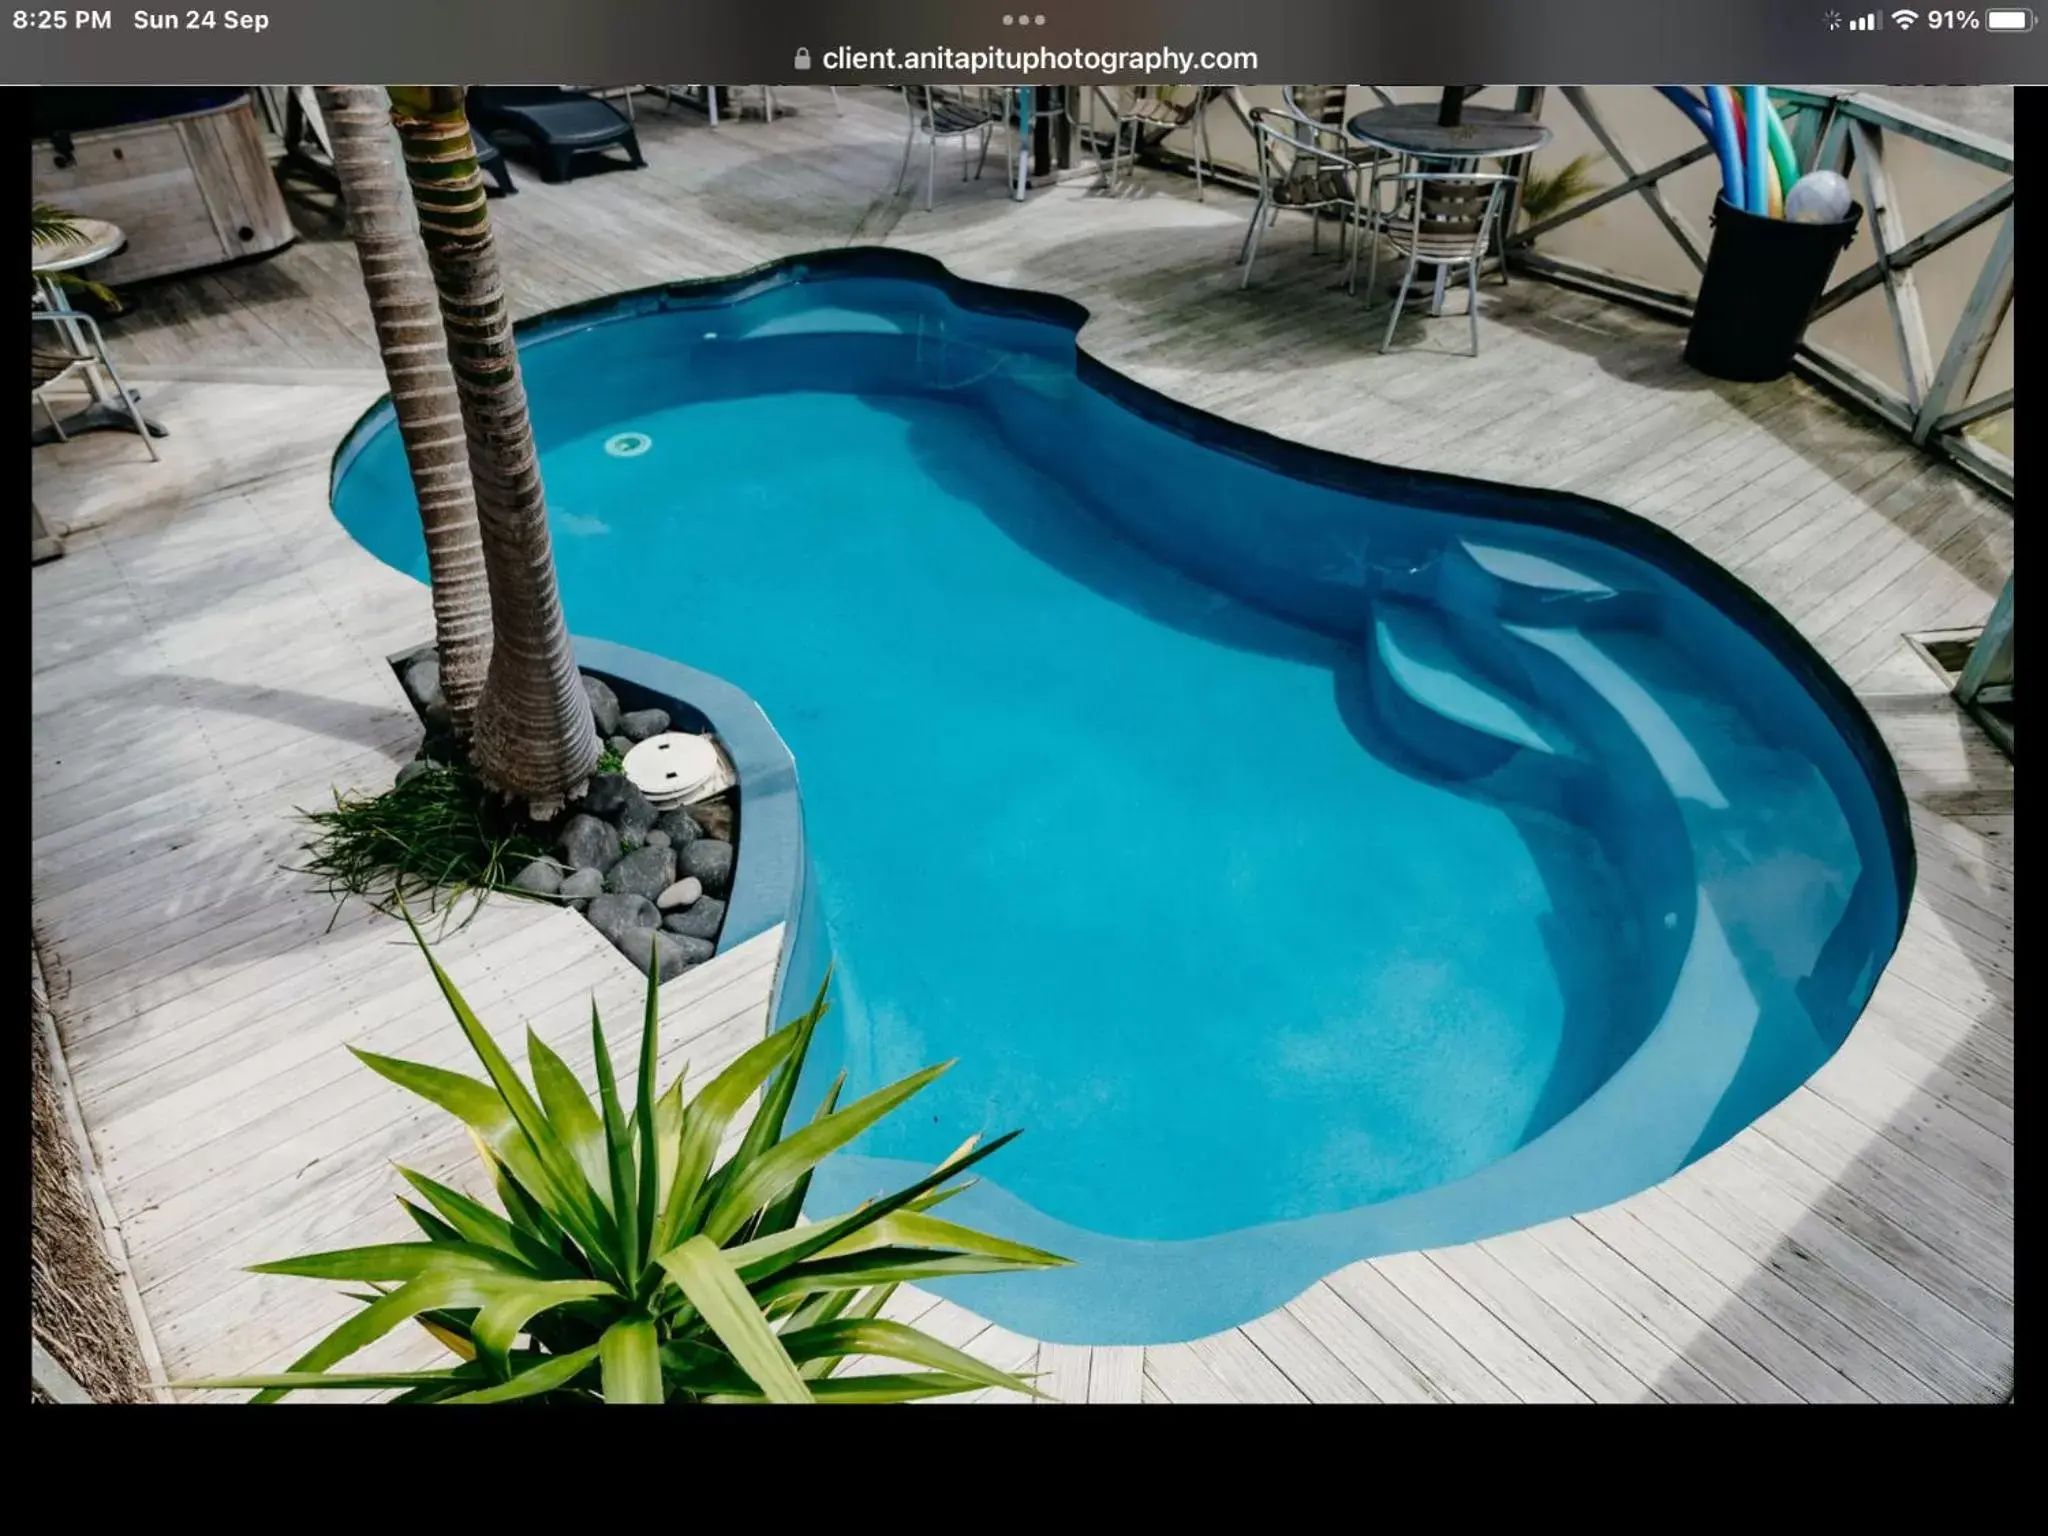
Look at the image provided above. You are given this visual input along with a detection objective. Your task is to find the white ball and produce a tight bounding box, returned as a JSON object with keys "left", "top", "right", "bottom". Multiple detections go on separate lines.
{"left": 1785, "top": 170, "right": 1854, "bottom": 225}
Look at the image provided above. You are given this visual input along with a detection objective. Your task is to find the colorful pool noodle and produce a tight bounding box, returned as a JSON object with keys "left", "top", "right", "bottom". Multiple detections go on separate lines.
{"left": 1727, "top": 93, "right": 1782, "bottom": 212}
{"left": 1702, "top": 85, "right": 1745, "bottom": 211}
{"left": 1664, "top": 84, "right": 1801, "bottom": 217}
{"left": 1739, "top": 89, "right": 1790, "bottom": 216}
{"left": 1745, "top": 87, "right": 1770, "bottom": 220}
{"left": 1761, "top": 94, "right": 1800, "bottom": 202}
{"left": 1740, "top": 101, "right": 1782, "bottom": 217}
{"left": 1655, "top": 85, "right": 1713, "bottom": 137}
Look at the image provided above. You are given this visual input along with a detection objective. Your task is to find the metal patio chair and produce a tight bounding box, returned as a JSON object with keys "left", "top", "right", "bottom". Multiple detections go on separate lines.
{"left": 1239, "top": 101, "right": 1376, "bottom": 289}
{"left": 896, "top": 86, "right": 1007, "bottom": 211}
{"left": 1284, "top": 85, "right": 1402, "bottom": 291}
{"left": 30, "top": 303, "right": 160, "bottom": 462}
{"left": 1366, "top": 170, "right": 1516, "bottom": 355}
{"left": 1092, "top": 85, "right": 1214, "bottom": 199}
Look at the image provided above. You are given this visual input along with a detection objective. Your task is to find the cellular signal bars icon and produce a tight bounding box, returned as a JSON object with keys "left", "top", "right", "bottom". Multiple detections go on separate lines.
{"left": 1848, "top": 9, "right": 1882, "bottom": 26}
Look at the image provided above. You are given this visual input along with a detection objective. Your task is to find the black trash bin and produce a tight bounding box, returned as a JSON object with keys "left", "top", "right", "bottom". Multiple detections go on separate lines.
{"left": 1684, "top": 193, "right": 1863, "bottom": 383}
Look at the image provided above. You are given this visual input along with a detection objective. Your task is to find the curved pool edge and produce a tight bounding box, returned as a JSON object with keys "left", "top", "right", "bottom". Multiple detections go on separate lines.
{"left": 330, "top": 247, "right": 1921, "bottom": 1347}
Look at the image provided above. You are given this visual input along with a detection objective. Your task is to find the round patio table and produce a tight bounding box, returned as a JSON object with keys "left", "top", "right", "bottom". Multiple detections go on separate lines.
{"left": 1344, "top": 102, "right": 1553, "bottom": 162}
{"left": 1344, "top": 104, "right": 1553, "bottom": 316}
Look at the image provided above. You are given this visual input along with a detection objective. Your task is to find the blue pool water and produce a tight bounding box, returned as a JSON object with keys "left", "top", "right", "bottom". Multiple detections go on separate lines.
{"left": 332, "top": 252, "right": 1912, "bottom": 1344}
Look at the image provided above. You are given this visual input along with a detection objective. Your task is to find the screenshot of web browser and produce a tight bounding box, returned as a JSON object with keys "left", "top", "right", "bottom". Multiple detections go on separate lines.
{"left": 21, "top": 3, "right": 2019, "bottom": 1411}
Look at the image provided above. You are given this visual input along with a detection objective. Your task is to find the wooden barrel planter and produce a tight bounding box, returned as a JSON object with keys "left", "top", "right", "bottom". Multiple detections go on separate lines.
{"left": 30, "top": 90, "right": 294, "bottom": 284}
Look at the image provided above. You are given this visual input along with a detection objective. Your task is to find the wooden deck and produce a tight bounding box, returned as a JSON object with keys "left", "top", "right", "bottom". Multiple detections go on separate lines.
{"left": 32, "top": 87, "right": 2013, "bottom": 1403}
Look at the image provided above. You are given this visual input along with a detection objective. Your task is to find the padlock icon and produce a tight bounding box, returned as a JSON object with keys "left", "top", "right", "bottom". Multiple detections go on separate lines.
{"left": 793, "top": 47, "right": 812, "bottom": 70}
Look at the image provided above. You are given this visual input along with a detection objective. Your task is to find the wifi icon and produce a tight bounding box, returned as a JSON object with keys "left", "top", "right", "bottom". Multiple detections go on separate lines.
{"left": 1892, "top": 7, "right": 1920, "bottom": 24}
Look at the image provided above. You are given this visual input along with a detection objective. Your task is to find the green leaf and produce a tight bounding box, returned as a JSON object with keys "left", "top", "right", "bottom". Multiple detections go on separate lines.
{"left": 933, "top": 1132, "right": 985, "bottom": 1175}
{"left": 633, "top": 952, "right": 663, "bottom": 1290}
{"left": 528, "top": 1027, "right": 610, "bottom": 1204}
{"left": 755, "top": 1248, "right": 1052, "bottom": 1307}
{"left": 650, "top": 1076, "right": 685, "bottom": 1216}
{"left": 470, "top": 1280, "right": 618, "bottom": 1377}
{"left": 399, "top": 909, "right": 617, "bottom": 1267}
{"left": 397, "top": 1195, "right": 463, "bottom": 1245}
{"left": 249, "top": 1269, "right": 500, "bottom": 1402}
{"left": 247, "top": 1241, "right": 521, "bottom": 1283}
{"left": 755, "top": 1070, "right": 844, "bottom": 1240}
{"left": 657, "top": 1336, "right": 756, "bottom": 1396}
{"left": 31, "top": 202, "right": 85, "bottom": 246}
{"left": 727, "top": 979, "right": 832, "bottom": 1217}
{"left": 844, "top": 1282, "right": 900, "bottom": 1322}
{"left": 816, "top": 1207, "right": 1070, "bottom": 1270}
{"left": 588, "top": 1002, "right": 641, "bottom": 1280}
{"left": 780, "top": 1318, "right": 1048, "bottom": 1398}
{"left": 416, "top": 1309, "right": 478, "bottom": 1361}
{"left": 653, "top": 1020, "right": 801, "bottom": 1253}
{"left": 907, "top": 1179, "right": 978, "bottom": 1213}
{"left": 395, "top": 1166, "right": 574, "bottom": 1276}
{"left": 701, "top": 1061, "right": 953, "bottom": 1245}
{"left": 723, "top": 1130, "right": 1025, "bottom": 1285}
{"left": 355, "top": 1049, "right": 545, "bottom": 1190}
{"left": 476, "top": 1136, "right": 568, "bottom": 1253}
{"left": 655, "top": 1236, "right": 811, "bottom": 1404}
{"left": 599, "top": 1315, "right": 663, "bottom": 1403}
{"left": 795, "top": 1282, "right": 896, "bottom": 1379}
{"left": 439, "top": 1343, "right": 603, "bottom": 1404}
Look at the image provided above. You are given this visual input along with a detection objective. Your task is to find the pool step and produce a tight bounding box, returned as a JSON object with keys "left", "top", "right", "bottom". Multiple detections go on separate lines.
{"left": 1369, "top": 599, "right": 1565, "bottom": 778}
{"left": 1439, "top": 536, "right": 1654, "bottom": 629}
{"left": 1505, "top": 626, "right": 1731, "bottom": 811}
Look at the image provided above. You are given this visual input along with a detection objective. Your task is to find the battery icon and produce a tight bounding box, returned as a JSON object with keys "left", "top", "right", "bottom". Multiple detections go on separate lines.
{"left": 1987, "top": 7, "right": 2035, "bottom": 28}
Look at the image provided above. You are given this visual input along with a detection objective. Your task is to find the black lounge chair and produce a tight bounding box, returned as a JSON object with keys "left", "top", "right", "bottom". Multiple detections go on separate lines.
{"left": 465, "top": 87, "right": 645, "bottom": 185}
{"left": 472, "top": 127, "right": 517, "bottom": 196}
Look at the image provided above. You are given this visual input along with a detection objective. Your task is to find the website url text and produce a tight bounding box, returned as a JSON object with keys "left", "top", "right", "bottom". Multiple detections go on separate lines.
{"left": 821, "top": 47, "right": 1257, "bottom": 77}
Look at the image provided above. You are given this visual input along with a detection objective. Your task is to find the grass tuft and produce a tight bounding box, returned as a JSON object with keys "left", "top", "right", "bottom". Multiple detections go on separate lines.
{"left": 293, "top": 757, "right": 556, "bottom": 932}
{"left": 596, "top": 746, "right": 625, "bottom": 775}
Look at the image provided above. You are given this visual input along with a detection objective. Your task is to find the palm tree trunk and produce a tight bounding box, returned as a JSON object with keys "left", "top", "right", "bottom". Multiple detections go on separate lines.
{"left": 387, "top": 86, "right": 598, "bottom": 819}
{"left": 315, "top": 86, "right": 491, "bottom": 740}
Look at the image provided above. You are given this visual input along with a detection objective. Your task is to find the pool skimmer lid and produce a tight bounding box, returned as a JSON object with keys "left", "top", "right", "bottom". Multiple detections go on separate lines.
{"left": 604, "top": 431, "right": 652, "bottom": 458}
{"left": 622, "top": 731, "right": 728, "bottom": 810}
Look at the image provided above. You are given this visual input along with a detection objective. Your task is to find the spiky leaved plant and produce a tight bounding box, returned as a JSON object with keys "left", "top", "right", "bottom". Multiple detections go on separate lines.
{"left": 180, "top": 920, "right": 1068, "bottom": 1403}
{"left": 1516, "top": 152, "right": 1607, "bottom": 227}
{"left": 31, "top": 203, "right": 120, "bottom": 310}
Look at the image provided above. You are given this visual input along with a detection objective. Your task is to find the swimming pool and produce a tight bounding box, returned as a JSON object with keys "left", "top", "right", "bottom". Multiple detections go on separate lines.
{"left": 332, "top": 249, "right": 1913, "bottom": 1345}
